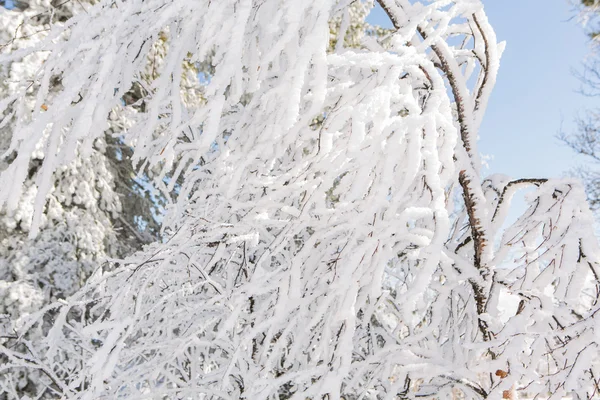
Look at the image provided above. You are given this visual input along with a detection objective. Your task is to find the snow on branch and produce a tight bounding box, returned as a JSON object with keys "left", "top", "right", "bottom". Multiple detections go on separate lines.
{"left": 0, "top": 0, "right": 599, "bottom": 399}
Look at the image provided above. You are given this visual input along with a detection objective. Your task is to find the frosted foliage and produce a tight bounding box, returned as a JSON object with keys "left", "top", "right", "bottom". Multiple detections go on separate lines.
{"left": 328, "top": 0, "right": 390, "bottom": 50}
{"left": 0, "top": 141, "right": 120, "bottom": 305}
{"left": 0, "top": 0, "right": 181, "bottom": 341}
{"left": 0, "top": 1, "right": 599, "bottom": 400}
{"left": 0, "top": 1, "right": 120, "bottom": 318}
{"left": 0, "top": 2, "right": 155, "bottom": 396}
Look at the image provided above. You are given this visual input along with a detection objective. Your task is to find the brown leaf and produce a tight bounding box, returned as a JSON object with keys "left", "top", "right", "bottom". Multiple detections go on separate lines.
{"left": 495, "top": 369, "right": 508, "bottom": 379}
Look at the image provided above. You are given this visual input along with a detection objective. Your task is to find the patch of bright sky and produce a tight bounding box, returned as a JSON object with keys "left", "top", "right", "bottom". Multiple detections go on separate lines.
{"left": 367, "top": 1, "right": 597, "bottom": 181}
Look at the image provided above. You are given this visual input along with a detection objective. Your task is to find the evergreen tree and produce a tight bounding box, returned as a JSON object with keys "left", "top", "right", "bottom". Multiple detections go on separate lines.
{"left": 0, "top": 3, "right": 170, "bottom": 394}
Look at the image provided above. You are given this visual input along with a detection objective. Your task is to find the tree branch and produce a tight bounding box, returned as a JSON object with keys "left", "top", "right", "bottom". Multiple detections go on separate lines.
{"left": 491, "top": 178, "right": 548, "bottom": 222}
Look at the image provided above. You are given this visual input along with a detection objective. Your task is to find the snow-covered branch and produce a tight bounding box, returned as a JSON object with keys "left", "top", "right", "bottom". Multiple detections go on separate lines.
{"left": 0, "top": 0, "right": 598, "bottom": 399}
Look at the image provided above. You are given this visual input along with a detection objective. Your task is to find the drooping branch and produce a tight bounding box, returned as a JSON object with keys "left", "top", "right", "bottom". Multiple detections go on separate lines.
{"left": 375, "top": 2, "right": 509, "bottom": 353}
{"left": 377, "top": 1, "right": 490, "bottom": 266}
{"left": 378, "top": 0, "right": 492, "bottom": 271}
{"left": 491, "top": 178, "right": 548, "bottom": 222}
{"left": 2, "top": 1, "right": 599, "bottom": 399}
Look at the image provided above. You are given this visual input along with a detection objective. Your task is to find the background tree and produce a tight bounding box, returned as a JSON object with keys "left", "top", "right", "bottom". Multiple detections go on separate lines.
{"left": 0, "top": 1, "right": 177, "bottom": 395}
{"left": 560, "top": 0, "right": 600, "bottom": 212}
{"left": 0, "top": 1, "right": 599, "bottom": 399}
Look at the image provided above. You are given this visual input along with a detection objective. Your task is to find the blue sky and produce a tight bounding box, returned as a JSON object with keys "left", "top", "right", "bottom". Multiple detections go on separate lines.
{"left": 367, "top": 1, "right": 597, "bottom": 181}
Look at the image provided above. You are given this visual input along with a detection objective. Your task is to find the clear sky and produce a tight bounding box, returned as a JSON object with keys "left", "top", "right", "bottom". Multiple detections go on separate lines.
{"left": 367, "top": 1, "right": 597, "bottom": 181}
